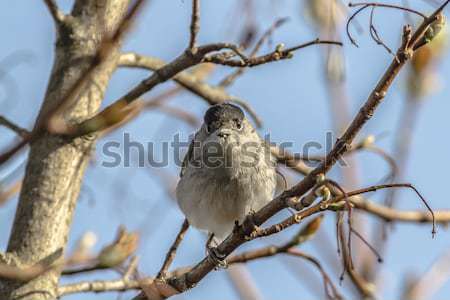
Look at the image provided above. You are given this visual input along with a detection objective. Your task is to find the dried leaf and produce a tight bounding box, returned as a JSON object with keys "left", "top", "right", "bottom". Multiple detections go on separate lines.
{"left": 97, "top": 226, "right": 139, "bottom": 268}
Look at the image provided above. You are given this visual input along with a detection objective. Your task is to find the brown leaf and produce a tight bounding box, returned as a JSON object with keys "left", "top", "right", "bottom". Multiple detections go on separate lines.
{"left": 97, "top": 226, "right": 139, "bottom": 268}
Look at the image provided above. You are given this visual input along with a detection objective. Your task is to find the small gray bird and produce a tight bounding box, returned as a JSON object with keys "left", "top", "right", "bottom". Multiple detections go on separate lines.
{"left": 176, "top": 103, "right": 277, "bottom": 241}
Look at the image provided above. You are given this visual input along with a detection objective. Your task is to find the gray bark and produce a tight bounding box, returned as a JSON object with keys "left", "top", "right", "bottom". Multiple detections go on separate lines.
{"left": 0, "top": 1, "right": 130, "bottom": 299}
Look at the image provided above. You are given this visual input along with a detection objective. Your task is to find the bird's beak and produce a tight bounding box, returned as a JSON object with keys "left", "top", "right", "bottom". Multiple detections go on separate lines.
{"left": 216, "top": 127, "right": 233, "bottom": 139}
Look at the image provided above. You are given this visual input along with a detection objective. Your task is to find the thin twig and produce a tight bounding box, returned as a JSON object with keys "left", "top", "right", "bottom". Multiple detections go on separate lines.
{"left": 346, "top": 4, "right": 370, "bottom": 47}
{"left": 57, "top": 278, "right": 146, "bottom": 296}
{"left": 349, "top": 2, "right": 427, "bottom": 19}
{"left": 283, "top": 139, "right": 398, "bottom": 183}
{"left": 123, "top": 256, "right": 139, "bottom": 280}
{"left": 160, "top": 106, "right": 199, "bottom": 127}
{"left": 0, "top": 116, "right": 29, "bottom": 138}
{"left": 351, "top": 196, "right": 450, "bottom": 224}
{"left": 147, "top": 104, "right": 199, "bottom": 127}
{"left": 350, "top": 227, "right": 383, "bottom": 263}
{"left": 189, "top": 0, "right": 200, "bottom": 50}
{"left": 325, "top": 179, "right": 355, "bottom": 272}
{"left": 337, "top": 225, "right": 374, "bottom": 295}
{"left": 204, "top": 39, "right": 343, "bottom": 67}
{"left": 228, "top": 247, "right": 342, "bottom": 300}
{"left": 346, "top": 1, "right": 427, "bottom": 47}
{"left": 363, "top": 145, "right": 398, "bottom": 182}
{"left": 62, "top": 264, "right": 108, "bottom": 276}
{"left": 332, "top": 183, "right": 436, "bottom": 235}
{"left": 0, "top": 180, "right": 22, "bottom": 207}
{"left": 42, "top": 0, "right": 65, "bottom": 23}
{"left": 369, "top": 6, "right": 396, "bottom": 56}
{"left": 402, "top": 0, "right": 415, "bottom": 23}
{"left": 287, "top": 249, "right": 343, "bottom": 300}
{"left": 219, "top": 17, "right": 290, "bottom": 87}
{"left": 250, "top": 17, "right": 290, "bottom": 57}
{"left": 270, "top": 146, "right": 313, "bottom": 176}
{"left": 156, "top": 219, "right": 189, "bottom": 279}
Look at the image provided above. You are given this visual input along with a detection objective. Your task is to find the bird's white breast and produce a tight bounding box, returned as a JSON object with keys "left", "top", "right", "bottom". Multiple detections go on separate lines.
{"left": 176, "top": 129, "right": 276, "bottom": 240}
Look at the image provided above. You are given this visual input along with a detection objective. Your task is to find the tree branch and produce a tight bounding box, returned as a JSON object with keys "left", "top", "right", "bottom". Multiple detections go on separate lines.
{"left": 219, "top": 17, "right": 290, "bottom": 87}
{"left": 346, "top": 1, "right": 427, "bottom": 47}
{"left": 0, "top": 115, "right": 29, "bottom": 138}
{"left": 156, "top": 219, "right": 189, "bottom": 279}
{"left": 57, "top": 278, "right": 145, "bottom": 296}
{"left": 349, "top": 2, "right": 427, "bottom": 19}
{"left": 42, "top": 0, "right": 65, "bottom": 24}
{"left": 203, "top": 39, "right": 343, "bottom": 67}
{"left": 189, "top": 0, "right": 200, "bottom": 50}
{"left": 350, "top": 195, "right": 450, "bottom": 224}
{"left": 330, "top": 183, "right": 436, "bottom": 234}
{"left": 0, "top": 180, "right": 22, "bottom": 207}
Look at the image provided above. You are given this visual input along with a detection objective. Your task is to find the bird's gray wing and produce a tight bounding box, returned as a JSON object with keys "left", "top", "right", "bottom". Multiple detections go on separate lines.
{"left": 180, "top": 138, "right": 194, "bottom": 178}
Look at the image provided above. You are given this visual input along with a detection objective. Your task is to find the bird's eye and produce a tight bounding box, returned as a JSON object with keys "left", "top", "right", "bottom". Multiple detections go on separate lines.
{"left": 206, "top": 124, "right": 212, "bottom": 133}
{"left": 234, "top": 119, "right": 242, "bottom": 130}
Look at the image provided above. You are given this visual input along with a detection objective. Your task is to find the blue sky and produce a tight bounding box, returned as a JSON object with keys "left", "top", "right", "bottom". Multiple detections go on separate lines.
{"left": 1, "top": 1, "right": 449, "bottom": 299}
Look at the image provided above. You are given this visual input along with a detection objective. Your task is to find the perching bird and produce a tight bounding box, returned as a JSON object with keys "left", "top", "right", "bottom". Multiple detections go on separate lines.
{"left": 176, "top": 103, "right": 277, "bottom": 242}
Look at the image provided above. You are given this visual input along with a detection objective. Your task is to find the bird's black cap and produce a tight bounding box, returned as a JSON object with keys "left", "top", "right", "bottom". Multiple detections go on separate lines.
{"left": 204, "top": 103, "right": 244, "bottom": 126}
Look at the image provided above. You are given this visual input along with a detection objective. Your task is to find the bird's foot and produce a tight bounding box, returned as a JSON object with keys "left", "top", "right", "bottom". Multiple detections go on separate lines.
{"left": 207, "top": 246, "right": 228, "bottom": 269}
{"left": 205, "top": 234, "right": 227, "bottom": 269}
{"left": 242, "top": 210, "right": 261, "bottom": 240}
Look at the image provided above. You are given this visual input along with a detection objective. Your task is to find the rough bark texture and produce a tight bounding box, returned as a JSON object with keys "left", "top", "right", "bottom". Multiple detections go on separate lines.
{"left": 0, "top": 1, "right": 130, "bottom": 299}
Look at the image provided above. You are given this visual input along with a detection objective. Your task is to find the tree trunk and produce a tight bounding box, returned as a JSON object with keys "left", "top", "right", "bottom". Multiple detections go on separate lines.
{"left": 0, "top": 1, "right": 130, "bottom": 299}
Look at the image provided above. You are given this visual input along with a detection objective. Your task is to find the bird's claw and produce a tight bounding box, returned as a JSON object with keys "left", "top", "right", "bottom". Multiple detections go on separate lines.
{"left": 242, "top": 211, "right": 261, "bottom": 240}
{"left": 207, "top": 245, "right": 228, "bottom": 269}
{"left": 205, "top": 234, "right": 227, "bottom": 269}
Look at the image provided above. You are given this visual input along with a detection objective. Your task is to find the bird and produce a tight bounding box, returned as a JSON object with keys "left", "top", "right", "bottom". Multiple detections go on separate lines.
{"left": 176, "top": 103, "right": 277, "bottom": 244}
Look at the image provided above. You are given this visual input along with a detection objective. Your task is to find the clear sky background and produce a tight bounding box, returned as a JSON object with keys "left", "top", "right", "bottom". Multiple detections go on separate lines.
{"left": 1, "top": 1, "right": 449, "bottom": 299}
